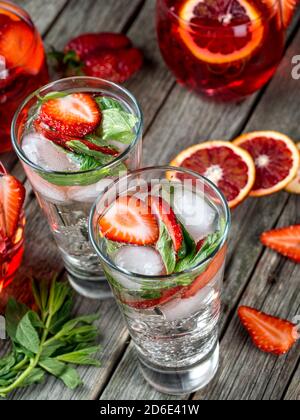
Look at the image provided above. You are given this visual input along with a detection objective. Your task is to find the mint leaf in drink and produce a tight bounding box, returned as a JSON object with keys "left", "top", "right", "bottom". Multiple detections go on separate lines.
{"left": 67, "top": 152, "right": 103, "bottom": 171}
{"left": 0, "top": 276, "right": 101, "bottom": 399}
{"left": 66, "top": 140, "right": 115, "bottom": 164}
{"left": 96, "top": 96, "right": 124, "bottom": 111}
{"left": 100, "top": 109, "right": 138, "bottom": 144}
{"left": 156, "top": 222, "right": 176, "bottom": 275}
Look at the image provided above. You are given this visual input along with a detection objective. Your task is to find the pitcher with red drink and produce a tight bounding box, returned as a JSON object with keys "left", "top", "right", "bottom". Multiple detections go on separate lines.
{"left": 156, "top": 0, "right": 297, "bottom": 100}
{"left": 0, "top": 0, "right": 48, "bottom": 153}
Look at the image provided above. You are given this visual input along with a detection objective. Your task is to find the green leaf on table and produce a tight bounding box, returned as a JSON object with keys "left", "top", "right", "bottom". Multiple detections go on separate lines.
{"left": 48, "top": 279, "right": 72, "bottom": 317}
{"left": 156, "top": 222, "right": 176, "bottom": 275}
{"left": 5, "top": 299, "right": 29, "bottom": 341}
{"left": 15, "top": 312, "right": 41, "bottom": 354}
{"left": 0, "top": 354, "right": 16, "bottom": 377}
{"left": 21, "top": 368, "right": 45, "bottom": 387}
{"left": 49, "top": 294, "right": 73, "bottom": 335}
{"left": 56, "top": 346, "right": 101, "bottom": 366}
{"left": 96, "top": 96, "right": 124, "bottom": 111}
{"left": 39, "top": 358, "right": 82, "bottom": 389}
{"left": 100, "top": 109, "right": 138, "bottom": 144}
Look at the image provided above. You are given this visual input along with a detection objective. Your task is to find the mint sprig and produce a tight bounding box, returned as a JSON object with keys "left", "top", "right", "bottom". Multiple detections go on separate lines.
{"left": 0, "top": 277, "right": 101, "bottom": 398}
{"left": 156, "top": 222, "right": 176, "bottom": 275}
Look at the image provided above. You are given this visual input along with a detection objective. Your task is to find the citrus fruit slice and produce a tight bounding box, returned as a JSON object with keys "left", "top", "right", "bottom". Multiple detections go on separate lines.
{"left": 169, "top": 141, "right": 255, "bottom": 208}
{"left": 234, "top": 131, "right": 299, "bottom": 197}
{"left": 285, "top": 143, "right": 300, "bottom": 194}
{"left": 178, "top": 0, "right": 265, "bottom": 64}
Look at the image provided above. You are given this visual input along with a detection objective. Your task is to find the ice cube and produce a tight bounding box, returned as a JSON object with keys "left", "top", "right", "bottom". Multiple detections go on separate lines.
{"left": 173, "top": 186, "right": 217, "bottom": 242}
{"left": 159, "top": 264, "right": 224, "bottom": 322}
{"left": 22, "top": 132, "right": 80, "bottom": 172}
{"left": 67, "top": 178, "right": 114, "bottom": 203}
{"left": 112, "top": 246, "right": 165, "bottom": 289}
{"left": 24, "top": 166, "right": 70, "bottom": 204}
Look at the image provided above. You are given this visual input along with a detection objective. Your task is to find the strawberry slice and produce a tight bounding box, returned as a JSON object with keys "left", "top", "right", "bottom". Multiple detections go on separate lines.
{"left": 149, "top": 196, "right": 184, "bottom": 255}
{"left": 122, "top": 286, "right": 183, "bottom": 310}
{"left": 34, "top": 118, "right": 118, "bottom": 157}
{"left": 99, "top": 196, "right": 159, "bottom": 245}
{"left": 64, "top": 33, "right": 132, "bottom": 59}
{"left": 39, "top": 93, "right": 101, "bottom": 139}
{"left": 0, "top": 174, "right": 25, "bottom": 239}
{"left": 280, "top": 0, "right": 297, "bottom": 28}
{"left": 260, "top": 225, "right": 300, "bottom": 263}
{"left": 182, "top": 245, "right": 227, "bottom": 298}
{"left": 238, "top": 306, "right": 298, "bottom": 355}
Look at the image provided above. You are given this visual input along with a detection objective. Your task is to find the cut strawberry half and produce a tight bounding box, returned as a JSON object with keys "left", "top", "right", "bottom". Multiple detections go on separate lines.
{"left": 64, "top": 32, "right": 132, "bottom": 59}
{"left": 238, "top": 306, "right": 298, "bottom": 355}
{"left": 99, "top": 196, "right": 159, "bottom": 246}
{"left": 178, "top": 0, "right": 265, "bottom": 65}
{"left": 182, "top": 245, "right": 227, "bottom": 298}
{"left": 149, "top": 196, "right": 184, "bottom": 255}
{"left": 234, "top": 131, "right": 299, "bottom": 197}
{"left": 0, "top": 174, "right": 25, "bottom": 239}
{"left": 260, "top": 225, "right": 300, "bottom": 263}
{"left": 39, "top": 93, "right": 101, "bottom": 139}
{"left": 169, "top": 141, "right": 255, "bottom": 209}
{"left": 34, "top": 118, "right": 118, "bottom": 157}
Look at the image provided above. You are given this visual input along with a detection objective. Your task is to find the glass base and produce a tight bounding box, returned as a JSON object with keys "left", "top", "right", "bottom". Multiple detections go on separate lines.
{"left": 138, "top": 343, "right": 219, "bottom": 395}
{"left": 67, "top": 272, "right": 113, "bottom": 299}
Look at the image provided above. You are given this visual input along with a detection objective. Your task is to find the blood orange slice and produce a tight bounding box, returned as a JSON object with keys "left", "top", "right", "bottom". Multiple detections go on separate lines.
{"left": 178, "top": 0, "right": 265, "bottom": 64}
{"left": 285, "top": 143, "right": 300, "bottom": 194}
{"left": 234, "top": 131, "right": 299, "bottom": 197}
{"left": 169, "top": 141, "right": 255, "bottom": 208}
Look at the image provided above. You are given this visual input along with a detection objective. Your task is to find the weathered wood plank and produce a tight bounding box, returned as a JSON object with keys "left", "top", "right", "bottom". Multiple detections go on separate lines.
{"left": 101, "top": 22, "right": 300, "bottom": 400}
{"left": 194, "top": 195, "right": 300, "bottom": 400}
{"left": 16, "top": 0, "right": 69, "bottom": 34}
{"left": 284, "top": 362, "right": 300, "bottom": 400}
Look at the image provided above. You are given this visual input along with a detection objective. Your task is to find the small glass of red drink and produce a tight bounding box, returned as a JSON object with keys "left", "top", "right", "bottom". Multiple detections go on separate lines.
{"left": 0, "top": 164, "right": 25, "bottom": 292}
{"left": 156, "top": 0, "right": 286, "bottom": 101}
{"left": 0, "top": 0, "right": 49, "bottom": 153}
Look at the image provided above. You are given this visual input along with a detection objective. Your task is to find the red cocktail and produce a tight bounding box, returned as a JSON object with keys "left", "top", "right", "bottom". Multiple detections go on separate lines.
{"left": 0, "top": 164, "right": 25, "bottom": 291}
{"left": 156, "top": 0, "right": 286, "bottom": 101}
{"left": 0, "top": 0, "right": 48, "bottom": 152}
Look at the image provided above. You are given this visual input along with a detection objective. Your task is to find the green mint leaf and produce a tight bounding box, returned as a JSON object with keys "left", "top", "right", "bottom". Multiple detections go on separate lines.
{"left": 39, "top": 358, "right": 82, "bottom": 390}
{"left": 96, "top": 96, "right": 124, "bottom": 111}
{"left": 5, "top": 299, "right": 29, "bottom": 341}
{"left": 0, "top": 354, "right": 16, "bottom": 377}
{"left": 48, "top": 279, "right": 71, "bottom": 317}
{"left": 100, "top": 109, "right": 138, "bottom": 144}
{"left": 15, "top": 312, "right": 41, "bottom": 354}
{"left": 37, "top": 91, "right": 69, "bottom": 103}
{"left": 56, "top": 346, "right": 101, "bottom": 366}
{"left": 67, "top": 152, "right": 101, "bottom": 171}
{"left": 66, "top": 140, "right": 115, "bottom": 164}
{"left": 105, "top": 239, "right": 123, "bottom": 258}
{"left": 21, "top": 368, "right": 45, "bottom": 387}
{"left": 41, "top": 340, "right": 66, "bottom": 359}
{"left": 156, "top": 222, "right": 176, "bottom": 275}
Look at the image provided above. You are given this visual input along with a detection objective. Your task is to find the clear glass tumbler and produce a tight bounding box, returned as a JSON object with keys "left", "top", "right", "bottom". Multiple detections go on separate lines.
{"left": 12, "top": 77, "right": 143, "bottom": 299}
{"left": 89, "top": 167, "right": 230, "bottom": 394}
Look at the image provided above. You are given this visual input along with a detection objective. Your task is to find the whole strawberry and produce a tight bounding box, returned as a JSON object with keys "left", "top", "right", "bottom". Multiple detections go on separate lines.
{"left": 50, "top": 32, "right": 143, "bottom": 84}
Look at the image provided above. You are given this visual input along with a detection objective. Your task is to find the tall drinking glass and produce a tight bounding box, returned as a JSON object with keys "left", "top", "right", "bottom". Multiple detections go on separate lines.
{"left": 12, "top": 77, "right": 143, "bottom": 299}
{"left": 89, "top": 167, "right": 230, "bottom": 394}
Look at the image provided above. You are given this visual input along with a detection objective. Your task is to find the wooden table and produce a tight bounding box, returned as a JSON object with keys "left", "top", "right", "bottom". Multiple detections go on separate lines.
{"left": 1, "top": 0, "right": 299, "bottom": 401}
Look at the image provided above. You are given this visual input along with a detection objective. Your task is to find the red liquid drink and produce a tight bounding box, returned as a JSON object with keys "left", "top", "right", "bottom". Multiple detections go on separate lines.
{"left": 0, "top": 164, "right": 25, "bottom": 292}
{"left": 156, "top": 0, "right": 285, "bottom": 101}
{"left": 0, "top": 0, "right": 49, "bottom": 152}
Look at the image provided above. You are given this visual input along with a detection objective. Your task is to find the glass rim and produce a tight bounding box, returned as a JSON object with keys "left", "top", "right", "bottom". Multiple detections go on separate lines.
{"left": 11, "top": 76, "right": 144, "bottom": 177}
{"left": 89, "top": 165, "right": 231, "bottom": 283}
{"left": 158, "top": 0, "right": 280, "bottom": 30}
